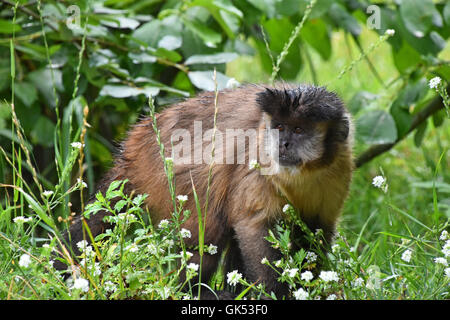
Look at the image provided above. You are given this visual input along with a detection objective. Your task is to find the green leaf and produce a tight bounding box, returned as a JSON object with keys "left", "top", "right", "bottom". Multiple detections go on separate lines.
{"left": 99, "top": 84, "right": 160, "bottom": 98}
{"left": 0, "top": 19, "right": 22, "bottom": 34}
{"left": 328, "top": 3, "right": 361, "bottom": 36}
{"left": 182, "top": 17, "right": 222, "bottom": 46}
{"left": 444, "top": 2, "right": 450, "bottom": 26}
{"left": 392, "top": 40, "right": 422, "bottom": 74}
{"left": 413, "top": 121, "right": 427, "bottom": 147}
{"left": 187, "top": 70, "right": 231, "bottom": 91}
{"left": 14, "top": 82, "right": 38, "bottom": 107}
{"left": 302, "top": 19, "right": 331, "bottom": 60}
{"left": 348, "top": 91, "right": 378, "bottom": 115}
{"left": 157, "top": 35, "right": 182, "bottom": 51}
{"left": 30, "top": 116, "right": 56, "bottom": 148}
{"left": 185, "top": 52, "right": 238, "bottom": 65}
{"left": 399, "top": 0, "right": 441, "bottom": 37}
{"left": 246, "top": 0, "right": 277, "bottom": 18}
{"left": 356, "top": 110, "right": 397, "bottom": 145}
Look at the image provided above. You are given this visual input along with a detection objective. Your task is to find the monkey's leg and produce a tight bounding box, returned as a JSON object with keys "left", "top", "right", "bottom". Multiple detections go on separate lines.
{"left": 233, "top": 220, "right": 288, "bottom": 299}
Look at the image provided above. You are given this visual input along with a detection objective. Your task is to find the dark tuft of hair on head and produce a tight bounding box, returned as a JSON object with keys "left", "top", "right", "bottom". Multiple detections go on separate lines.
{"left": 256, "top": 85, "right": 345, "bottom": 123}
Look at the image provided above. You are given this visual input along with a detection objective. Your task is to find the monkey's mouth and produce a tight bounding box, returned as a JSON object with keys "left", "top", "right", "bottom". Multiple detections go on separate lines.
{"left": 278, "top": 154, "right": 302, "bottom": 167}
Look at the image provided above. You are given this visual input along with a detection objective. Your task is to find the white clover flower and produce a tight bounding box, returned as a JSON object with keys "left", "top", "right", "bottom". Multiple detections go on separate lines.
{"left": 158, "top": 219, "right": 170, "bottom": 229}
{"left": 327, "top": 294, "right": 337, "bottom": 300}
{"left": 180, "top": 228, "right": 191, "bottom": 239}
{"left": 71, "top": 142, "right": 85, "bottom": 149}
{"left": 401, "top": 249, "right": 412, "bottom": 263}
{"left": 319, "top": 271, "right": 339, "bottom": 283}
{"left": 385, "top": 29, "right": 395, "bottom": 36}
{"left": 226, "top": 78, "right": 240, "bottom": 89}
{"left": 226, "top": 270, "right": 242, "bottom": 286}
{"left": 301, "top": 270, "right": 314, "bottom": 282}
{"left": 434, "top": 257, "right": 448, "bottom": 266}
{"left": 249, "top": 159, "right": 259, "bottom": 170}
{"left": 282, "top": 204, "right": 292, "bottom": 213}
{"left": 440, "top": 230, "right": 449, "bottom": 241}
{"left": 42, "top": 190, "right": 54, "bottom": 197}
{"left": 13, "top": 216, "right": 33, "bottom": 224}
{"left": 293, "top": 288, "right": 309, "bottom": 300}
{"left": 177, "top": 195, "right": 188, "bottom": 203}
{"left": 18, "top": 254, "right": 32, "bottom": 268}
{"left": 76, "top": 240, "right": 90, "bottom": 252}
{"left": 429, "top": 77, "right": 441, "bottom": 89}
{"left": 261, "top": 257, "right": 269, "bottom": 265}
{"left": 207, "top": 244, "right": 218, "bottom": 255}
{"left": 72, "top": 277, "right": 89, "bottom": 292}
{"left": 305, "top": 251, "right": 317, "bottom": 263}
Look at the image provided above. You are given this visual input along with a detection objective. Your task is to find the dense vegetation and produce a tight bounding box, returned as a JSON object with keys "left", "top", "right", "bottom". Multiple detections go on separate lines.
{"left": 0, "top": 0, "right": 449, "bottom": 300}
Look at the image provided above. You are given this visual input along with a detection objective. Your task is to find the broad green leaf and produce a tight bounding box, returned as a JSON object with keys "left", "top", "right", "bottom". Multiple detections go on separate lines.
{"left": 348, "top": 91, "right": 378, "bottom": 115}
{"left": 99, "top": 84, "right": 160, "bottom": 98}
{"left": 302, "top": 19, "right": 331, "bottom": 60}
{"left": 188, "top": 70, "right": 231, "bottom": 91}
{"left": 357, "top": 110, "right": 397, "bottom": 145}
{"left": 129, "top": 52, "right": 157, "bottom": 64}
{"left": 0, "top": 19, "right": 22, "bottom": 34}
{"left": 30, "top": 116, "right": 56, "bottom": 148}
{"left": 157, "top": 35, "right": 182, "bottom": 50}
{"left": 328, "top": 3, "right": 361, "bottom": 36}
{"left": 246, "top": 0, "right": 277, "bottom": 18}
{"left": 444, "top": 2, "right": 450, "bottom": 26}
{"left": 399, "top": 0, "right": 441, "bottom": 37}
{"left": 392, "top": 40, "right": 422, "bottom": 74}
{"left": 100, "top": 16, "right": 140, "bottom": 30}
{"left": 185, "top": 52, "right": 238, "bottom": 65}
{"left": 182, "top": 17, "right": 222, "bottom": 46}
{"left": 14, "top": 82, "right": 38, "bottom": 108}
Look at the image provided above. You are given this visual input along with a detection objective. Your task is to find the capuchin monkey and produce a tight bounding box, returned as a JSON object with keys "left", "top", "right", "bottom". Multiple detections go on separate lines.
{"left": 56, "top": 83, "right": 354, "bottom": 299}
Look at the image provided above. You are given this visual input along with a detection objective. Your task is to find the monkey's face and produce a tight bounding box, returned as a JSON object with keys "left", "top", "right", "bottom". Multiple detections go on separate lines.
{"left": 270, "top": 119, "right": 326, "bottom": 167}
{"left": 257, "top": 84, "right": 350, "bottom": 170}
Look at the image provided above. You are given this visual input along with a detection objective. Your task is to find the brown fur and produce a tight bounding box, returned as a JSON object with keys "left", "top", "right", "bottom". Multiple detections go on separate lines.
{"left": 60, "top": 84, "right": 353, "bottom": 299}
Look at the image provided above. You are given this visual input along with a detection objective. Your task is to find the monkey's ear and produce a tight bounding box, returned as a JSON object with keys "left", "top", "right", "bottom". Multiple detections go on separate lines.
{"left": 333, "top": 116, "right": 350, "bottom": 142}
{"left": 256, "top": 88, "right": 279, "bottom": 115}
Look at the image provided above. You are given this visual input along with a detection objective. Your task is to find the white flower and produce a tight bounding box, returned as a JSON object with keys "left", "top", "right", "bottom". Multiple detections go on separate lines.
{"left": 372, "top": 175, "right": 385, "bottom": 188}
{"left": 249, "top": 159, "right": 259, "bottom": 170}
{"left": 443, "top": 240, "right": 450, "bottom": 258}
{"left": 293, "top": 288, "right": 309, "bottom": 300}
{"left": 76, "top": 178, "right": 87, "bottom": 188}
{"left": 226, "top": 270, "right": 242, "bottom": 286}
{"left": 283, "top": 268, "right": 298, "bottom": 278}
{"left": 13, "top": 216, "right": 32, "bottom": 224}
{"left": 445, "top": 267, "right": 450, "bottom": 278}
{"left": 319, "top": 271, "right": 339, "bottom": 283}
{"left": 385, "top": 29, "right": 395, "bottom": 36}
{"left": 158, "top": 219, "right": 170, "bottom": 229}
{"left": 440, "top": 230, "right": 449, "bottom": 241}
{"left": 282, "top": 204, "right": 292, "bottom": 213}
{"left": 352, "top": 277, "right": 364, "bottom": 288}
{"left": 126, "top": 243, "right": 139, "bottom": 253}
{"left": 327, "top": 294, "right": 337, "bottom": 300}
{"left": 274, "top": 260, "right": 282, "bottom": 268}
{"left": 72, "top": 277, "right": 89, "bottom": 292}
{"left": 261, "top": 257, "right": 269, "bottom": 264}
{"left": 305, "top": 251, "right": 317, "bottom": 263}
{"left": 177, "top": 195, "right": 188, "bottom": 203}
{"left": 165, "top": 157, "right": 173, "bottom": 165}
{"left": 429, "top": 77, "right": 441, "bottom": 89}
{"left": 180, "top": 228, "right": 191, "bottom": 239}
{"left": 301, "top": 271, "right": 314, "bottom": 282}
{"left": 207, "top": 244, "right": 218, "bottom": 255}
{"left": 187, "top": 263, "right": 199, "bottom": 272}
{"left": 42, "top": 190, "right": 54, "bottom": 197}
{"left": 434, "top": 257, "right": 448, "bottom": 266}
{"left": 180, "top": 251, "right": 193, "bottom": 261}
{"left": 104, "top": 281, "right": 117, "bottom": 293}
{"left": 18, "top": 254, "right": 32, "bottom": 268}
{"left": 401, "top": 249, "right": 412, "bottom": 263}
{"left": 226, "top": 78, "right": 240, "bottom": 89}
{"left": 71, "top": 142, "right": 85, "bottom": 149}
{"left": 76, "top": 240, "right": 90, "bottom": 252}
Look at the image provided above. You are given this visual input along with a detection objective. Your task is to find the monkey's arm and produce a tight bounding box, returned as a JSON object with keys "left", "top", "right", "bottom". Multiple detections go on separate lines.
{"left": 233, "top": 218, "right": 288, "bottom": 299}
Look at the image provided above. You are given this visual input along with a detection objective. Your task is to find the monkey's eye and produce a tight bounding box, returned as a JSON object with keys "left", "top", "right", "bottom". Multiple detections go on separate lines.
{"left": 294, "top": 127, "right": 302, "bottom": 134}
{"left": 275, "top": 124, "right": 284, "bottom": 131}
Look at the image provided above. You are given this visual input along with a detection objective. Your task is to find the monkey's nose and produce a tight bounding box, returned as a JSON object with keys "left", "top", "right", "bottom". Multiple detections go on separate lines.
{"left": 279, "top": 141, "right": 289, "bottom": 154}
